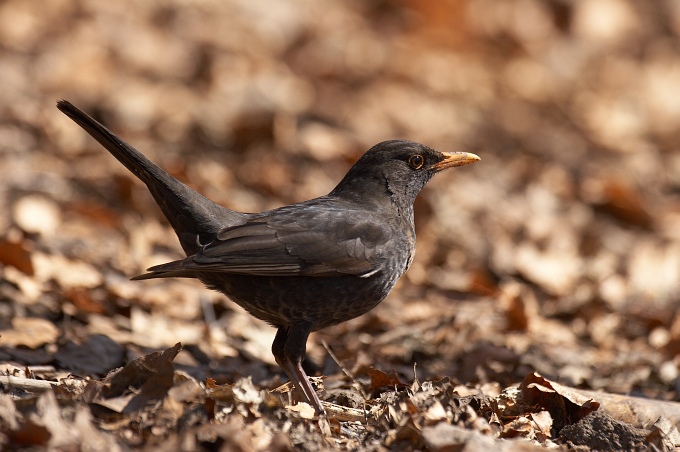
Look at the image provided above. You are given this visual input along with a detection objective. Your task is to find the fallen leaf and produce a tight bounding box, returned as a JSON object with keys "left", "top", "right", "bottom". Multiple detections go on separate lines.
{"left": 12, "top": 196, "right": 61, "bottom": 236}
{"left": 368, "top": 367, "right": 408, "bottom": 394}
{"left": 0, "top": 317, "right": 59, "bottom": 348}
{"left": 32, "top": 253, "right": 103, "bottom": 288}
{"left": 286, "top": 402, "right": 316, "bottom": 419}
{"left": 0, "top": 237, "right": 33, "bottom": 275}
{"left": 92, "top": 343, "right": 182, "bottom": 413}
{"left": 531, "top": 410, "right": 553, "bottom": 437}
{"left": 55, "top": 334, "right": 125, "bottom": 375}
{"left": 520, "top": 372, "right": 600, "bottom": 430}
{"left": 589, "top": 179, "right": 653, "bottom": 228}
{"left": 64, "top": 287, "right": 107, "bottom": 314}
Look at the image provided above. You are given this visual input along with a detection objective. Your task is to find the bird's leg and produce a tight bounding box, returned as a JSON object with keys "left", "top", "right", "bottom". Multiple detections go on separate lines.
{"left": 284, "top": 323, "right": 325, "bottom": 414}
{"left": 272, "top": 324, "right": 325, "bottom": 415}
{"left": 272, "top": 327, "right": 292, "bottom": 392}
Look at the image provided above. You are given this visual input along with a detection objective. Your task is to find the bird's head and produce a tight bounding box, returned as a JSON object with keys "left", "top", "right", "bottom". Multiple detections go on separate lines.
{"left": 330, "top": 140, "right": 480, "bottom": 210}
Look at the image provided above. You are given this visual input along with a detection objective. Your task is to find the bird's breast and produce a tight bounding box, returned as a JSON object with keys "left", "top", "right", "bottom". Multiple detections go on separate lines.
{"left": 200, "top": 272, "right": 399, "bottom": 331}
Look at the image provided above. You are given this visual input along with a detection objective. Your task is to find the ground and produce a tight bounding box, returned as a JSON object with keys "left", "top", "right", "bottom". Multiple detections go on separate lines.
{"left": 0, "top": 0, "right": 679, "bottom": 450}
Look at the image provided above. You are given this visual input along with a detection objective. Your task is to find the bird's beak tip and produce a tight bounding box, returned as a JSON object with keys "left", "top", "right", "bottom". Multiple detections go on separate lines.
{"left": 435, "top": 151, "right": 481, "bottom": 171}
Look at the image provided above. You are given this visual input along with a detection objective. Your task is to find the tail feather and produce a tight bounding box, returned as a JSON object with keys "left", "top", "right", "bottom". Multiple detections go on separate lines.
{"left": 130, "top": 259, "right": 193, "bottom": 280}
{"left": 57, "top": 100, "right": 243, "bottom": 255}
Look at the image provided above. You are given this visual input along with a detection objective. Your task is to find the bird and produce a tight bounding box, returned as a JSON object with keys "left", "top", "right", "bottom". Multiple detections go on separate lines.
{"left": 56, "top": 100, "right": 480, "bottom": 415}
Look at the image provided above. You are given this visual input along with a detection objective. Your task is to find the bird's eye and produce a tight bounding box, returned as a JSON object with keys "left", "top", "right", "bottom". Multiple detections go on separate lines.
{"left": 408, "top": 154, "right": 424, "bottom": 169}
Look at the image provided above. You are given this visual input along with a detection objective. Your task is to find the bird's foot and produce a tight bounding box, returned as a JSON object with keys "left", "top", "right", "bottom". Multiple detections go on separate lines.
{"left": 284, "top": 360, "right": 325, "bottom": 416}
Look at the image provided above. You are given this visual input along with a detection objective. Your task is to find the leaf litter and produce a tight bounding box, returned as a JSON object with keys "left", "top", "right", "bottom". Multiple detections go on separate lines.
{"left": 1, "top": 0, "right": 680, "bottom": 450}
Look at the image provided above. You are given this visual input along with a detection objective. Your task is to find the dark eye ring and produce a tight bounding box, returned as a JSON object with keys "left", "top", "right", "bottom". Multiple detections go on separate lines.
{"left": 408, "top": 154, "right": 424, "bottom": 169}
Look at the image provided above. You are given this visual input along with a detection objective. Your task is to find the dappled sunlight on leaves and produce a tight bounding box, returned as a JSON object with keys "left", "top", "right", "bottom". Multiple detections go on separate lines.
{"left": 1, "top": 0, "right": 680, "bottom": 449}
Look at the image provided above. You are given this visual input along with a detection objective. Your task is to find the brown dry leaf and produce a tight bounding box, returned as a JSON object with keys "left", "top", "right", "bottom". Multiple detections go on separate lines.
{"left": 71, "top": 407, "right": 123, "bottom": 451}
{"left": 63, "top": 287, "right": 107, "bottom": 314}
{"left": 7, "top": 391, "right": 121, "bottom": 451}
{"left": 515, "top": 243, "right": 582, "bottom": 296}
{"left": 500, "top": 281, "right": 531, "bottom": 331}
{"left": 167, "top": 373, "right": 203, "bottom": 403}
{"left": 12, "top": 195, "right": 61, "bottom": 236}
{"left": 368, "top": 367, "right": 409, "bottom": 394}
{"left": 54, "top": 334, "right": 125, "bottom": 375}
{"left": 0, "top": 347, "right": 53, "bottom": 366}
{"left": 385, "top": 417, "right": 421, "bottom": 448}
{"left": 26, "top": 391, "right": 75, "bottom": 448}
{"left": 421, "top": 422, "right": 497, "bottom": 452}
{"left": 649, "top": 417, "right": 680, "bottom": 449}
{"left": 587, "top": 179, "right": 654, "bottom": 228}
{"left": 0, "top": 396, "right": 20, "bottom": 431}
{"left": 0, "top": 236, "right": 33, "bottom": 275}
{"left": 502, "top": 415, "right": 535, "bottom": 439}
{"left": 32, "top": 253, "right": 103, "bottom": 288}
{"left": 627, "top": 239, "right": 680, "bottom": 301}
{"left": 0, "top": 317, "right": 59, "bottom": 348}
{"left": 55, "top": 375, "right": 90, "bottom": 399}
{"left": 231, "top": 377, "right": 264, "bottom": 406}
{"left": 129, "top": 307, "right": 204, "bottom": 349}
{"left": 2, "top": 265, "right": 42, "bottom": 303}
{"left": 205, "top": 379, "right": 239, "bottom": 403}
{"left": 5, "top": 417, "right": 51, "bottom": 448}
{"left": 203, "top": 378, "right": 221, "bottom": 420}
{"left": 91, "top": 343, "right": 181, "bottom": 413}
{"left": 2, "top": 0, "right": 680, "bottom": 449}
{"left": 286, "top": 402, "right": 316, "bottom": 419}
{"left": 423, "top": 400, "right": 448, "bottom": 423}
{"left": 467, "top": 267, "right": 500, "bottom": 296}
{"left": 66, "top": 201, "right": 123, "bottom": 228}
{"left": 530, "top": 410, "right": 553, "bottom": 437}
{"left": 519, "top": 372, "right": 600, "bottom": 430}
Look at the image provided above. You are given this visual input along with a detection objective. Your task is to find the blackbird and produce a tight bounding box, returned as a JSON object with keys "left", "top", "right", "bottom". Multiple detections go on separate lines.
{"left": 57, "top": 100, "right": 479, "bottom": 414}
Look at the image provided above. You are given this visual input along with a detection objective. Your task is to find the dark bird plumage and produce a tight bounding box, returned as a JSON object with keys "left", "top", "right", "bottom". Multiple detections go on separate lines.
{"left": 57, "top": 100, "right": 479, "bottom": 414}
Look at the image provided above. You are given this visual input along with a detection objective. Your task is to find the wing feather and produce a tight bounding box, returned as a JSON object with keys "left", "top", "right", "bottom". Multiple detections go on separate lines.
{"left": 141, "top": 200, "right": 394, "bottom": 278}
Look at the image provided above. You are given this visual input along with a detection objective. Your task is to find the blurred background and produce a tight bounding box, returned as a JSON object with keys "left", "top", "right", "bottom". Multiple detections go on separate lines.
{"left": 0, "top": 0, "right": 679, "bottom": 402}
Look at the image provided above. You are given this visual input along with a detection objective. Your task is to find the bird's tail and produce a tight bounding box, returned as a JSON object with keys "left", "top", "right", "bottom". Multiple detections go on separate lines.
{"left": 57, "top": 100, "right": 241, "bottom": 255}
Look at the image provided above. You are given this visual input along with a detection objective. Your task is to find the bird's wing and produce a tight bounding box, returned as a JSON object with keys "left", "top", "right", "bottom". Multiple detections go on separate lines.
{"left": 144, "top": 203, "right": 393, "bottom": 278}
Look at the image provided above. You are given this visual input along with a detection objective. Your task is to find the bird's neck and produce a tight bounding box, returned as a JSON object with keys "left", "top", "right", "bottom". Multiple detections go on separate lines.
{"left": 385, "top": 176, "right": 421, "bottom": 218}
{"left": 330, "top": 175, "right": 417, "bottom": 218}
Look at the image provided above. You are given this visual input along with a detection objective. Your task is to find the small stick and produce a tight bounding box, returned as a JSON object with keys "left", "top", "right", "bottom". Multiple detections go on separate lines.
{"left": 0, "top": 375, "right": 56, "bottom": 392}
{"left": 321, "top": 340, "right": 368, "bottom": 400}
